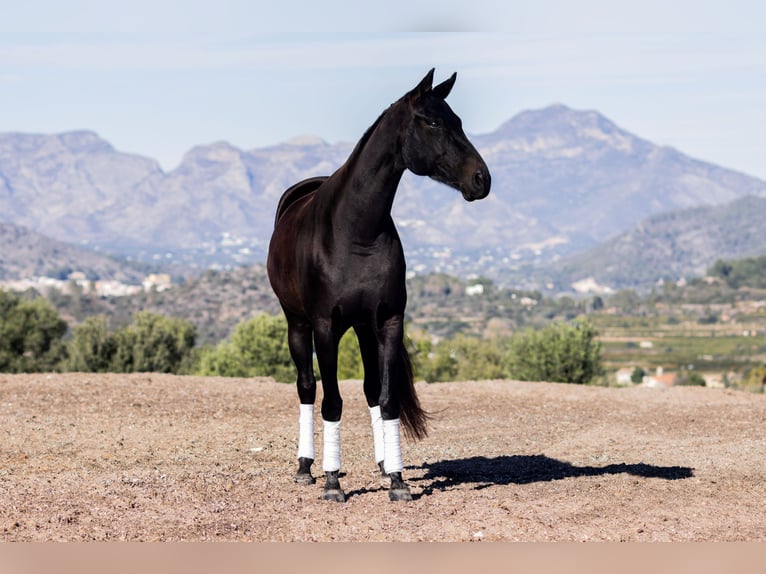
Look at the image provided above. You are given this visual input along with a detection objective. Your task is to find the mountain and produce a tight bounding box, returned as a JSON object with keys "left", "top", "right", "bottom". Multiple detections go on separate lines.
{"left": 469, "top": 105, "right": 765, "bottom": 251}
{"left": 544, "top": 194, "right": 766, "bottom": 291}
{"left": 0, "top": 221, "right": 150, "bottom": 282}
{"left": 1, "top": 105, "right": 764, "bottom": 276}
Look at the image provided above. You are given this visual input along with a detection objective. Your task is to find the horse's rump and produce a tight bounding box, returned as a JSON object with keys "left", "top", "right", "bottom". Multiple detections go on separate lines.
{"left": 274, "top": 176, "right": 328, "bottom": 227}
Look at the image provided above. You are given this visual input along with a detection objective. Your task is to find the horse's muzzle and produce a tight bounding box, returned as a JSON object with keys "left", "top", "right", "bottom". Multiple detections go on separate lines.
{"left": 463, "top": 167, "right": 491, "bottom": 201}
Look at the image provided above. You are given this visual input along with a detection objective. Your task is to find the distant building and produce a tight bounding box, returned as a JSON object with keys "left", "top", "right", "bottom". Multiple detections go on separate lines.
{"left": 615, "top": 367, "right": 636, "bottom": 386}
{"left": 142, "top": 274, "right": 172, "bottom": 292}
{"left": 641, "top": 367, "right": 677, "bottom": 388}
{"left": 465, "top": 284, "right": 484, "bottom": 296}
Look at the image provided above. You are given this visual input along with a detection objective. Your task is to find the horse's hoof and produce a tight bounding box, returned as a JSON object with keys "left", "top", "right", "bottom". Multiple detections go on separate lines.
{"left": 294, "top": 472, "right": 316, "bottom": 485}
{"left": 389, "top": 487, "right": 413, "bottom": 502}
{"left": 322, "top": 489, "right": 347, "bottom": 503}
{"left": 388, "top": 471, "right": 412, "bottom": 501}
{"left": 295, "top": 457, "right": 315, "bottom": 485}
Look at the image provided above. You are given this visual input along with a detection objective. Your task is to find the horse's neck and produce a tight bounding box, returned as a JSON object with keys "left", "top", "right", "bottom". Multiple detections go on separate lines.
{"left": 328, "top": 106, "right": 406, "bottom": 239}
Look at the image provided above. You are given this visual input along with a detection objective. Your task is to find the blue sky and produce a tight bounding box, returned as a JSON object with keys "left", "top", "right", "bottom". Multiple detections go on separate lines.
{"left": 1, "top": 0, "right": 765, "bottom": 179}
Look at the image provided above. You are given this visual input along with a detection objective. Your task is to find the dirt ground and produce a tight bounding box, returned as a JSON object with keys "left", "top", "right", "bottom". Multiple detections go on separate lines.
{"left": 1, "top": 373, "right": 765, "bottom": 541}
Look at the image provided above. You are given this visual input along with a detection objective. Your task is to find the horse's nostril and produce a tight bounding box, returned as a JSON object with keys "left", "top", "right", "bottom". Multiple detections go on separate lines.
{"left": 473, "top": 169, "right": 489, "bottom": 193}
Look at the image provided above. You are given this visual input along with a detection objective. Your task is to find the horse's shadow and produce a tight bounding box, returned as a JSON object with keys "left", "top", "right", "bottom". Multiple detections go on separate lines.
{"left": 406, "top": 455, "right": 694, "bottom": 498}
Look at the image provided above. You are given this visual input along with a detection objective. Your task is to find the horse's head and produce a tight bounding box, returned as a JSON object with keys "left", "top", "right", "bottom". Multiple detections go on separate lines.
{"left": 400, "top": 69, "right": 491, "bottom": 202}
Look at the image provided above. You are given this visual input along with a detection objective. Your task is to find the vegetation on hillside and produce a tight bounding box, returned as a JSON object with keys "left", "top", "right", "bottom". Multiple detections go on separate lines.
{"left": 2, "top": 250, "right": 765, "bottom": 392}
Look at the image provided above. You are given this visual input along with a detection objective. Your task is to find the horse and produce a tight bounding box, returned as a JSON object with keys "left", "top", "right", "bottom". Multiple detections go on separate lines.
{"left": 267, "top": 69, "right": 491, "bottom": 502}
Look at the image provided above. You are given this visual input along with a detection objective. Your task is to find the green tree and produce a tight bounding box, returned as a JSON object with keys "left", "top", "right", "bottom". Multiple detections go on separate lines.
{"left": 709, "top": 255, "right": 766, "bottom": 289}
{"left": 676, "top": 368, "right": 706, "bottom": 387}
{"left": 740, "top": 365, "right": 766, "bottom": 393}
{"left": 0, "top": 290, "right": 67, "bottom": 372}
{"left": 197, "top": 342, "right": 251, "bottom": 377}
{"left": 337, "top": 330, "right": 364, "bottom": 380}
{"left": 419, "top": 338, "right": 459, "bottom": 383}
{"left": 65, "top": 315, "right": 115, "bottom": 372}
{"left": 630, "top": 366, "right": 646, "bottom": 384}
{"left": 505, "top": 319, "right": 602, "bottom": 384}
{"left": 197, "top": 314, "right": 293, "bottom": 382}
{"left": 231, "top": 314, "right": 293, "bottom": 382}
{"left": 110, "top": 311, "right": 196, "bottom": 373}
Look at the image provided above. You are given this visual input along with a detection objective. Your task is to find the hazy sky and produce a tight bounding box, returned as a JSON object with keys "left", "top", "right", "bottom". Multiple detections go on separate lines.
{"left": 2, "top": 0, "right": 765, "bottom": 179}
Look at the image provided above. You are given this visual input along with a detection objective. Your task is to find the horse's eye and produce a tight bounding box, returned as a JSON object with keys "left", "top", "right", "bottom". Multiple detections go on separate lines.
{"left": 424, "top": 118, "right": 440, "bottom": 129}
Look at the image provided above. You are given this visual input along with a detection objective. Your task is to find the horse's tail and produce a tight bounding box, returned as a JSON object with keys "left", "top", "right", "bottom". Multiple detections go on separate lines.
{"left": 398, "top": 342, "right": 429, "bottom": 441}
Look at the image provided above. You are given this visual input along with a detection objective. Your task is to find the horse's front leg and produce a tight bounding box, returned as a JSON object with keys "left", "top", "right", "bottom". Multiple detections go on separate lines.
{"left": 377, "top": 315, "right": 413, "bottom": 502}
{"left": 314, "top": 318, "right": 346, "bottom": 502}
{"left": 286, "top": 311, "right": 317, "bottom": 485}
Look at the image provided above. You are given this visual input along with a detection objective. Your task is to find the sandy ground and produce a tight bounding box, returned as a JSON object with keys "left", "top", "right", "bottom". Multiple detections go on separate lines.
{"left": 1, "top": 373, "right": 765, "bottom": 542}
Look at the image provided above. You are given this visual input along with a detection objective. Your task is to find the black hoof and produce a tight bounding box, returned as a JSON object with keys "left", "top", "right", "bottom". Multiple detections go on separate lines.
{"left": 322, "top": 470, "right": 346, "bottom": 502}
{"left": 389, "top": 488, "right": 413, "bottom": 502}
{"left": 294, "top": 457, "right": 315, "bottom": 484}
{"left": 322, "top": 488, "right": 347, "bottom": 503}
{"left": 388, "top": 472, "right": 413, "bottom": 502}
{"left": 294, "top": 472, "right": 315, "bottom": 485}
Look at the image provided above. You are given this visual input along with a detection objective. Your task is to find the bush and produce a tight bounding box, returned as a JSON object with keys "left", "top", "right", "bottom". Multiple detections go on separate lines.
{"left": 676, "top": 370, "right": 707, "bottom": 387}
{"left": 505, "top": 319, "right": 602, "bottom": 384}
{"left": 65, "top": 312, "right": 197, "bottom": 374}
{"left": 108, "top": 312, "right": 196, "bottom": 374}
{"left": 197, "top": 314, "right": 293, "bottom": 382}
{"left": 419, "top": 335, "right": 508, "bottom": 382}
{"left": 630, "top": 366, "right": 646, "bottom": 384}
{"left": 197, "top": 342, "right": 251, "bottom": 378}
{"left": 740, "top": 365, "right": 766, "bottom": 393}
{"left": 65, "top": 315, "right": 115, "bottom": 372}
{"left": 337, "top": 330, "right": 365, "bottom": 380}
{"left": 417, "top": 337, "right": 458, "bottom": 383}
{"left": 0, "top": 290, "right": 67, "bottom": 372}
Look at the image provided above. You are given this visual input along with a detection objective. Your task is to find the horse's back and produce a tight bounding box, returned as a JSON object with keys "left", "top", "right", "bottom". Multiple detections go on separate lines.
{"left": 274, "top": 176, "right": 328, "bottom": 227}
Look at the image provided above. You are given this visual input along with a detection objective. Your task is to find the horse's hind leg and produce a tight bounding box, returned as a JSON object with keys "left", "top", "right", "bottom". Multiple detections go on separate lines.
{"left": 355, "top": 325, "right": 389, "bottom": 486}
{"left": 286, "top": 311, "right": 317, "bottom": 485}
{"left": 377, "top": 315, "right": 413, "bottom": 502}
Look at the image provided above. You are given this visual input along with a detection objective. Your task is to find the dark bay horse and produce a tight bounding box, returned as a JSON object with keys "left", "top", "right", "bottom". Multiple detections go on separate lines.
{"left": 267, "top": 69, "right": 491, "bottom": 502}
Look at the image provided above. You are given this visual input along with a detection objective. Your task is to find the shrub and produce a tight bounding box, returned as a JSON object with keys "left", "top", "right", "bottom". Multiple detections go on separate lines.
{"left": 197, "top": 314, "right": 293, "bottom": 382}
{"left": 65, "top": 315, "right": 115, "bottom": 372}
{"left": 337, "top": 330, "right": 365, "bottom": 380}
{"left": 0, "top": 290, "right": 67, "bottom": 372}
{"left": 109, "top": 312, "right": 196, "bottom": 374}
{"left": 505, "top": 319, "right": 602, "bottom": 384}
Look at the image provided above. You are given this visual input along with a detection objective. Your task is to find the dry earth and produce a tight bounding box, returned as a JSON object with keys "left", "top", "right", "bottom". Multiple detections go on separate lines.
{"left": 1, "top": 373, "right": 765, "bottom": 541}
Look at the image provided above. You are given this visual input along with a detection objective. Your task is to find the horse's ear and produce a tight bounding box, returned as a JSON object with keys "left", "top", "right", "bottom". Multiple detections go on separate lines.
{"left": 409, "top": 68, "right": 435, "bottom": 100}
{"left": 431, "top": 72, "right": 456, "bottom": 100}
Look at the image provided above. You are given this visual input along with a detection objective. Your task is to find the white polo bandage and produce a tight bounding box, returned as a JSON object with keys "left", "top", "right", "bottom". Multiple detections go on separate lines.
{"left": 369, "top": 405, "right": 384, "bottom": 464}
{"left": 383, "top": 418, "right": 403, "bottom": 474}
{"left": 297, "top": 403, "right": 315, "bottom": 460}
{"left": 322, "top": 419, "right": 341, "bottom": 472}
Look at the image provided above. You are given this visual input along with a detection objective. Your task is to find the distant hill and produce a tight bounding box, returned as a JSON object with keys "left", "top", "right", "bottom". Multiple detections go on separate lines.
{"left": 545, "top": 194, "right": 766, "bottom": 291}
{"left": 0, "top": 221, "right": 150, "bottom": 283}
{"left": 1, "top": 104, "right": 764, "bottom": 275}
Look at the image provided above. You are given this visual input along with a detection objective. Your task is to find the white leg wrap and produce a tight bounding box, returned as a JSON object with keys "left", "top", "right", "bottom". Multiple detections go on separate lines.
{"left": 382, "top": 418, "right": 403, "bottom": 474}
{"left": 369, "top": 406, "right": 384, "bottom": 464}
{"left": 297, "top": 404, "right": 315, "bottom": 460}
{"left": 322, "top": 419, "right": 341, "bottom": 472}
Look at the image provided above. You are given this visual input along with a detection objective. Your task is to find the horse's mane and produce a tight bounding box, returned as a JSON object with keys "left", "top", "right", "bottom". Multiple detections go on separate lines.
{"left": 273, "top": 99, "right": 403, "bottom": 227}
{"left": 346, "top": 96, "right": 406, "bottom": 165}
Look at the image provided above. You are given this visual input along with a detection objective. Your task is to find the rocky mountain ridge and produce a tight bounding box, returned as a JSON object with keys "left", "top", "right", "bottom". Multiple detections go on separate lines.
{"left": 1, "top": 104, "right": 765, "bottom": 289}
